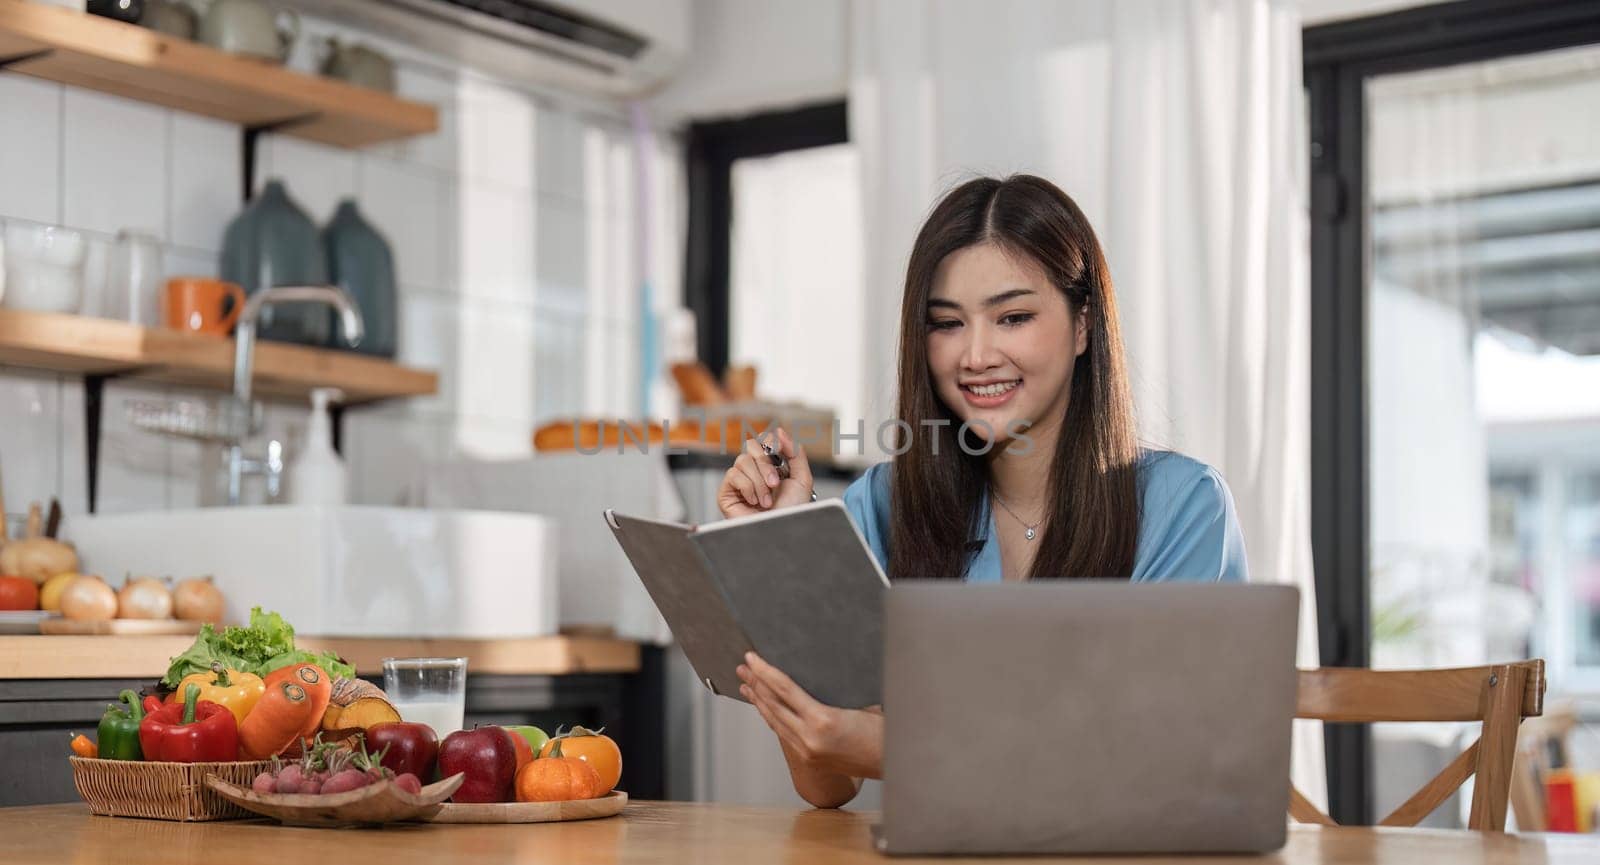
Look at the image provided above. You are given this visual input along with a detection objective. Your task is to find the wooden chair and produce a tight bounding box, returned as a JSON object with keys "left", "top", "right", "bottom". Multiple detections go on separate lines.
{"left": 1288, "top": 660, "right": 1546, "bottom": 832}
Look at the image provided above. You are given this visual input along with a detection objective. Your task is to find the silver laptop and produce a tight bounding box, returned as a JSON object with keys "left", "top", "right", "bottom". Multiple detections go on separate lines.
{"left": 879, "top": 582, "right": 1299, "bottom": 856}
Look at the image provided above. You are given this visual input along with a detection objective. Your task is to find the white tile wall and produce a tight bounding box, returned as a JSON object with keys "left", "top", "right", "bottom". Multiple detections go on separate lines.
{"left": 0, "top": 75, "right": 63, "bottom": 226}
{"left": 169, "top": 113, "right": 242, "bottom": 253}
{"left": 383, "top": 66, "right": 462, "bottom": 175}
{"left": 359, "top": 155, "right": 447, "bottom": 291}
{"left": 533, "top": 308, "right": 586, "bottom": 420}
{"left": 0, "top": 15, "right": 680, "bottom": 519}
{"left": 343, "top": 406, "right": 450, "bottom": 505}
{"left": 62, "top": 89, "right": 168, "bottom": 239}
{"left": 0, "top": 372, "right": 63, "bottom": 520}
{"left": 451, "top": 416, "right": 535, "bottom": 460}
{"left": 455, "top": 301, "right": 537, "bottom": 425}
{"left": 460, "top": 80, "right": 535, "bottom": 192}
{"left": 535, "top": 107, "right": 587, "bottom": 207}
{"left": 255, "top": 137, "right": 358, "bottom": 225}
{"left": 459, "top": 182, "right": 536, "bottom": 306}
{"left": 535, "top": 194, "right": 587, "bottom": 315}
{"left": 396, "top": 291, "right": 462, "bottom": 417}
{"left": 93, "top": 383, "right": 192, "bottom": 514}
{"left": 164, "top": 246, "right": 219, "bottom": 281}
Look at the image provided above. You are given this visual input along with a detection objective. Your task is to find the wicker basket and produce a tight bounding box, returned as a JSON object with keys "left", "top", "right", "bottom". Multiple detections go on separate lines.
{"left": 70, "top": 757, "right": 273, "bottom": 821}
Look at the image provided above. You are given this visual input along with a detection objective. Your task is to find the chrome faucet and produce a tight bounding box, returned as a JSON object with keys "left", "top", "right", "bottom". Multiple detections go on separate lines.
{"left": 225, "top": 286, "right": 364, "bottom": 504}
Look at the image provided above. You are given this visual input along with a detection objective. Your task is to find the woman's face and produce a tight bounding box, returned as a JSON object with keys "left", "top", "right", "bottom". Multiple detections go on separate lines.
{"left": 925, "top": 242, "right": 1087, "bottom": 446}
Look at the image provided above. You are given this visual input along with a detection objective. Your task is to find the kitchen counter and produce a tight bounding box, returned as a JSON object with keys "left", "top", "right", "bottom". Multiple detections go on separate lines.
{"left": 1, "top": 802, "right": 1597, "bottom": 864}
{"left": 0, "top": 636, "right": 663, "bottom": 806}
{"left": 0, "top": 634, "right": 640, "bottom": 679}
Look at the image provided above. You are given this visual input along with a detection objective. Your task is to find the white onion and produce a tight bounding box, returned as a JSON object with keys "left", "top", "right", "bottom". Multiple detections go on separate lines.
{"left": 60, "top": 576, "right": 117, "bottom": 621}
{"left": 117, "top": 577, "right": 174, "bottom": 620}
{"left": 172, "top": 577, "right": 225, "bottom": 623}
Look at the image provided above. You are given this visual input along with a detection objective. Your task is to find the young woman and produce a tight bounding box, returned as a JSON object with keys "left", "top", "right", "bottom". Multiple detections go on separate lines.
{"left": 716, "top": 174, "right": 1247, "bottom": 808}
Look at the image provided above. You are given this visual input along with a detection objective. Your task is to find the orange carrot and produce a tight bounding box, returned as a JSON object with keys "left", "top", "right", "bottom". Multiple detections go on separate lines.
{"left": 238, "top": 680, "right": 318, "bottom": 760}
{"left": 263, "top": 663, "right": 331, "bottom": 743}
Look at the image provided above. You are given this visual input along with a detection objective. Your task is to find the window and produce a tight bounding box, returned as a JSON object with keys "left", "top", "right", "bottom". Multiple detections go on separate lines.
{"left": 728, "top": 143, "right": 864, "bottom": 425}
{"left": 682, "top": 101, "right": 849, "bottom": 390}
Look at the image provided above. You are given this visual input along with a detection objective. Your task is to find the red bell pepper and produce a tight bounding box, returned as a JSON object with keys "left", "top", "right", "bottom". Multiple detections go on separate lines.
{"left": 139, "top": 683, "right": 239, "bottom": 762}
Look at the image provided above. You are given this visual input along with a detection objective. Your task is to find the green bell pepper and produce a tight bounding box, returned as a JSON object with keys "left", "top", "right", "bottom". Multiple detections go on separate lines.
{"left": 97, "top": 689, "right": 146, "bottom": 761}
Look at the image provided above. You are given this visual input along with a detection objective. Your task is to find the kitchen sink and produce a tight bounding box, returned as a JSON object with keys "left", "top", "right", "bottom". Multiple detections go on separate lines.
{"left": 66, "top": 507, "right": 557, "bottom": 638}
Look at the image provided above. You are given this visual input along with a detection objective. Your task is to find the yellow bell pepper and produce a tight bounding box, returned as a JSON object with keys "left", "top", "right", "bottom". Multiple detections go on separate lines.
{"left": 168, "top": 662, "right": 264, "bottom": 725}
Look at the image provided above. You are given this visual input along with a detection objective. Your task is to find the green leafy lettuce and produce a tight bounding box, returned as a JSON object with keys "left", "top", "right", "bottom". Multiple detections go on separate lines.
{"left": 162, "top": 607, "right": 355, "bottom": 687}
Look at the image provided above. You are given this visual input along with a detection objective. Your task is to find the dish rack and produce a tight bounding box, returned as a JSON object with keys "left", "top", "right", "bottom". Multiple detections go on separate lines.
{"left": 126, "top": 397, "right": 259, "bottom": 444}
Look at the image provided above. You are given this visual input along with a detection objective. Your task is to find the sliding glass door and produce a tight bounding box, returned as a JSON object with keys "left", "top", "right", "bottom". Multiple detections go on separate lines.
{"left": 1365, "top": 41, "right": 1600, "bottom": 828}
{"left": 1305, "top": 0, "right": 1600, "bottom": 826}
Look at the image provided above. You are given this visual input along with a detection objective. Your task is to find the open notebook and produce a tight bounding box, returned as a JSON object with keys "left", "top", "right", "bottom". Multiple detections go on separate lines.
{"left": 604, "top": 499, "right": 889, "bottom": 709}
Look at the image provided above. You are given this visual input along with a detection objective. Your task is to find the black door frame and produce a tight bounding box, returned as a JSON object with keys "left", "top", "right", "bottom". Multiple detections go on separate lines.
{"left": 1304, "top": 0, "right": 1600, "bottom": 825}
{"left": 683, "top": 100, "right": 848, "bottom": 377}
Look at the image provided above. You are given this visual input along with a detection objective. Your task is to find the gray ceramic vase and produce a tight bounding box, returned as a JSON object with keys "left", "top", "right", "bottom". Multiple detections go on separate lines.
{"left": 220, "top": 180, "right": 331, "bottom": 345}
{"left": 322, "top": 200, "right": 397, "bottom": 358}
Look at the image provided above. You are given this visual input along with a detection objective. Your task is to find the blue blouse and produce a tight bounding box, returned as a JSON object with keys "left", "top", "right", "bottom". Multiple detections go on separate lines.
{"left": 841, "top": 450, "right": 1248, "bottom": 582}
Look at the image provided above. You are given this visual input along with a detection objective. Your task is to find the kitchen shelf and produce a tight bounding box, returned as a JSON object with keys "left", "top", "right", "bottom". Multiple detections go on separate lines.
{"left": 0, "top": 0, "right": 437, "bottom": 149}
{"left": 0, "top": 634, "right": 641, "bottom": 679}
{"left": 0, "top": 309, "right": 437, "bottom": 405}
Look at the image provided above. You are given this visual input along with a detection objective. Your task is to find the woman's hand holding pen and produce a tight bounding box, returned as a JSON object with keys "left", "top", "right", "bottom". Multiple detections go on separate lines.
{"left": 737, "top": 651, "right": 884, "bottom": 781}
{"left": 718, "top": 427, "right": 814, "bottom": 518}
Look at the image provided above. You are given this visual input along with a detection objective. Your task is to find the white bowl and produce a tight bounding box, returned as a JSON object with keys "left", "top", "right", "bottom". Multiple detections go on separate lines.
{"left": 2, "top": 222, "right": 86, "bottom": 313}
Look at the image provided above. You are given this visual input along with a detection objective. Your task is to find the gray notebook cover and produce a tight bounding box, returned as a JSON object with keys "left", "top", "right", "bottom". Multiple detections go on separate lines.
{"left": 606, "top": 500, "right": 888, "bottom": 708}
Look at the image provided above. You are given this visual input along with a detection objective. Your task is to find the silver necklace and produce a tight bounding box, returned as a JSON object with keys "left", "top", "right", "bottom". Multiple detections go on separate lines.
{"left": 990, "top": 490, "right": 1043, "bottom": 541}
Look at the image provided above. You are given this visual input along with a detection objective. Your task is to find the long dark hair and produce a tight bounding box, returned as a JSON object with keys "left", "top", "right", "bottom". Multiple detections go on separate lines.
{"left": 888, "top": 175, "right": 1140, "bottom": 580}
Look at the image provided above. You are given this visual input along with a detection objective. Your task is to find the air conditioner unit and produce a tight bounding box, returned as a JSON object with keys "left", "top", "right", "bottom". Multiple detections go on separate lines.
{"left": 280, "top": 0, "right": 689, "bottom": 98}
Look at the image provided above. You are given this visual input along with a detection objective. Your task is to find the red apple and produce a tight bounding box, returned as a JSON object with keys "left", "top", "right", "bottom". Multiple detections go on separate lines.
{"left": 438, "top": 725, "right": 518, "bottom": 803}
{"left": 366, "top": 722, "right": 439, "bottom": 782}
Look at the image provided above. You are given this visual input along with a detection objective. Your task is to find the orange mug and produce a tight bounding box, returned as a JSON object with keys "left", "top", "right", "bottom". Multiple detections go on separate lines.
{"left": 163, "top": 277, "right": 245, "bottom": 336}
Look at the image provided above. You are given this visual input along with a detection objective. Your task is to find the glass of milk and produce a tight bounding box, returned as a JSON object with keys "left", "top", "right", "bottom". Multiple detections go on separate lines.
{"left": 382, "top": 657, "right": 467, "bottom": 738}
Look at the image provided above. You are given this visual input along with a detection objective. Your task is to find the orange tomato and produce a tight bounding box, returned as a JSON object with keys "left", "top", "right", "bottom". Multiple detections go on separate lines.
{"left": 538, "top": 727, "right": 621, "bottom": 792}
{"left": 0, "top": 576, "right": 39, "bottom": 611}
{"left": 516, "top": 745, "right": 606, "bottom": 802}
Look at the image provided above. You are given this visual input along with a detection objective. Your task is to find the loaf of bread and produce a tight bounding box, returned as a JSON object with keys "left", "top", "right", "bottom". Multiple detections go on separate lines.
{"left": 671, "top": 362, "right": 727, "bottom": 406}
{"left": 722, "top": 365, "right": 758, "bottom": 401}
{"left": 533, "top": 419, "right": 665, "bottom": 452}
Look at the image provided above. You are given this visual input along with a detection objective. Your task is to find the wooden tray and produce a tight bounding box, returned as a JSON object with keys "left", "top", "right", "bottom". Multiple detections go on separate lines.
{"left": 425, "top": 790, "right": 628, "bottom": 824}
{"left": 41, "top": 618, "right": 204, "bottom": 635}
{"left": 205, "top": 773, "right": 464, "bottom": 828}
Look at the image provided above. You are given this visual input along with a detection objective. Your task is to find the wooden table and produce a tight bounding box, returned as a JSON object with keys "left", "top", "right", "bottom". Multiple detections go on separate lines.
{"left": 2, "top": 802, "right": 1598, "bottom": 864}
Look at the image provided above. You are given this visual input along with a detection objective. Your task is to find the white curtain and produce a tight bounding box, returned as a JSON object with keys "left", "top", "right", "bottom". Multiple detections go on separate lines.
{"left": 851, "top": 0, "right": 1324, "bottom": 806}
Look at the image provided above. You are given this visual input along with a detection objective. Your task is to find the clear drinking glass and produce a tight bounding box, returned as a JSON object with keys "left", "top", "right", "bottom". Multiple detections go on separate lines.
{"left": 382, "top": 657, "right": 467, "bottom": 738}
{"left": 103, "top": 230, "right": 163, "bottom": 325}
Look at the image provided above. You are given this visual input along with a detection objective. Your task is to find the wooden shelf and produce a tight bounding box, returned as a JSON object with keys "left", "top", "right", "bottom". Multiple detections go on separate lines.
{"left": 0, "top": 635, "right": 640, "bottom": 679}
{"left": 0, "top": 0, "right": 437, "bottom": 148}
{"left": 0, "top": 309, "right": 437, "bottom": 405}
